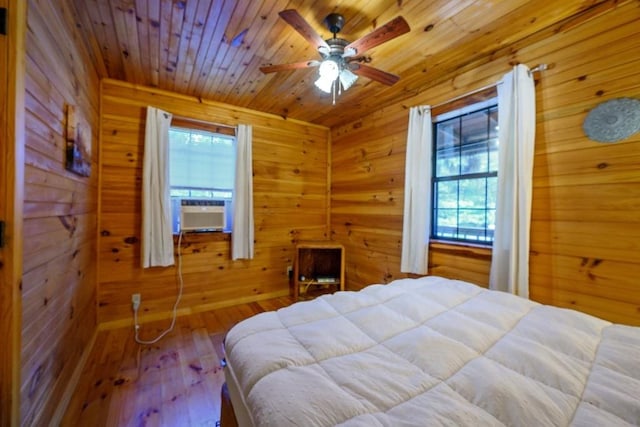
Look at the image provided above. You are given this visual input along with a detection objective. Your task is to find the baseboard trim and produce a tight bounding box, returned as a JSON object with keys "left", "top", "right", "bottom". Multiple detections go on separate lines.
{"left": 49, "top": 328, "right": 99, "bottom": 427}
{"left": 98, "top": 289, "right": 291, "bottom": 331}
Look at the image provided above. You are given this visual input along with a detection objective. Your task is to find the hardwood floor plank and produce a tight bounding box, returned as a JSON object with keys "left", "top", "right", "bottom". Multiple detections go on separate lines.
{"left": 160, "top": 323, "right": 195, "bottom": 426}
{"left": 108, "top": 329, "right": 141, "bottom": 426}
{"left": 179, "top": 322, "right": 219, "bottom": 426}
{"left": 62, "top": 296, "right": 294, "bottom": 426}
{"left": 61, "top": 332, "right": 110, "bottom": 425}
{"left": 130, "top": 344, "right": 164, "bottom": 426}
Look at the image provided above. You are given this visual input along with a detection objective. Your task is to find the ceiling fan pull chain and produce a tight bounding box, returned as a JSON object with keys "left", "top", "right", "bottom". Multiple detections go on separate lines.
{"left": 332, "top": 80, "right": 337, "bottom": 105}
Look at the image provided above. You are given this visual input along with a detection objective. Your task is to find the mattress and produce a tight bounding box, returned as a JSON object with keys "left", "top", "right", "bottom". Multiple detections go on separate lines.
{"left": 224, "top": 276, "right": 640, "bottom": 426}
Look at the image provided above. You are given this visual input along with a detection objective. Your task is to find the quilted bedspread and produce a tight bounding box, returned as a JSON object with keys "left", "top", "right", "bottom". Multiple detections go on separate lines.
{"left": 224, "top": 276, "right": 640, "bottom": 426}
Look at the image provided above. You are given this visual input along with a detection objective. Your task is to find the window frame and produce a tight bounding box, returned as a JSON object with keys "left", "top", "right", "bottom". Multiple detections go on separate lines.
{"left": 168, "top": 117, "right": 237, "bottom": 234}
{"left": 430, "top": 89, "right": 498, "bottom": 246}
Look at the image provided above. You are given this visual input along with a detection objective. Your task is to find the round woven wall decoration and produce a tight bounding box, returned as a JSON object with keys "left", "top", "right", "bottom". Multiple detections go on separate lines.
{"left": 583, "top": 97, "right": 640, "bottom": 143}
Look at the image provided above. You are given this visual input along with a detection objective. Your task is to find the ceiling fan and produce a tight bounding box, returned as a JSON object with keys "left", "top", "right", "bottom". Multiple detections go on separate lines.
{"left": 260, "top": 10, "right": 410, "bottom": 102}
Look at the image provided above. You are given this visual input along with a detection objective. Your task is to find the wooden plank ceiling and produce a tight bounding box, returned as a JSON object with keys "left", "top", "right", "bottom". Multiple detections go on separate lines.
{"left": 67, "top": 0, "right": 618, "bottom": 127}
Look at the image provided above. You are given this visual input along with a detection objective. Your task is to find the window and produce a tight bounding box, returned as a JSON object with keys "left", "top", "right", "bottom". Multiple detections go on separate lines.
{"left": 432, "top": 98, "right": 498, "bottom": 244}
{"left": 169, "top": 125, "right": 236, "bottom": 232}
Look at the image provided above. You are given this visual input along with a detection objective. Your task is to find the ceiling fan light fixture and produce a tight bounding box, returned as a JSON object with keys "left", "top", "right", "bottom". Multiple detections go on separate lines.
{"left": 315, "top": 58, "right": 341, "bottom": 94}
{"left": 339, "top": 69, "right": 358, "bottom": 91}
{"left": 318, "top": 59, "right": 340, "bottom": 81}
{"left": 315, "top": 74, "right": 335, "bottom": 93}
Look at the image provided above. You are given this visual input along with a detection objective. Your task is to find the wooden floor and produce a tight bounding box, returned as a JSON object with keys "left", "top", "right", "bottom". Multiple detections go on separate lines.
{"left": 61, "top": 296, "right": 294, "bottom": 427}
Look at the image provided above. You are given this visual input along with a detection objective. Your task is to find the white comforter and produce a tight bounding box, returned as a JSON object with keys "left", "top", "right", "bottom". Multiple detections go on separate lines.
{"left": 224, "top": 276, "right": 640, "bottom": 426}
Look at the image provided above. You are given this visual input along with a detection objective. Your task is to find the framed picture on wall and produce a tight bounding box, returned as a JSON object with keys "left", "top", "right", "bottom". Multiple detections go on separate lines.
{"left": 65, "top": 104, "right": 92, "bottom": 177}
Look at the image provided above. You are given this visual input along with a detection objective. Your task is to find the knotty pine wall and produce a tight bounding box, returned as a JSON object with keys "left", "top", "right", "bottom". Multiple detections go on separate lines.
{"left": 22, "top": 0, "right": 100, "bottom": 425}
{"left": 98, "top": 80, "right": 329, "bottom": 326}
{"left": 331, "top": 2, "right": 640, "bottom": 325}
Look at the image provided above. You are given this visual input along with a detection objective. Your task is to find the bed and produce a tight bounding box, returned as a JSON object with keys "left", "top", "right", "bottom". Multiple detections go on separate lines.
{"left": 223, "top": 276, "right": 640, "bottom": 426}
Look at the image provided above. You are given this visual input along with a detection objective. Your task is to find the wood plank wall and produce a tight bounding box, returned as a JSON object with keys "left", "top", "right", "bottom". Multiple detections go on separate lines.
{"left": 98, "top": 80, "right": 329, "bottom": 326}
{"left": 22, "top": 0, "right": 100, "bottom": 425}
{"left": 331, "top": 2, "right": 640, "bottom": 326}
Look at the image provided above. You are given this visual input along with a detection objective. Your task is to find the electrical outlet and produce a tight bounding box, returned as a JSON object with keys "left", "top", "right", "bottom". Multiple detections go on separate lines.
{"left": 131, "top": 293, "right": 141, "bottom": 311}
{"left": 286, "top": 265, "right": 293, "bottom": 279}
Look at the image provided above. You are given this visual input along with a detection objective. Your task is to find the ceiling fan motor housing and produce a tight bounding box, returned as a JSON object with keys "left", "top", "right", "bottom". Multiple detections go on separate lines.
{"left": 323, "top": 38, "right": 348, "bottom": 56}
{"left": 319, "top": 38, "right": 353, "bottom": 72}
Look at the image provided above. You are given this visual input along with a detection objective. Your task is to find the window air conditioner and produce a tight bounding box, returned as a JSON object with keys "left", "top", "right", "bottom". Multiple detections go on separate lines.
{"left": 179, "top": 200, "right": 225, "bottom": 231}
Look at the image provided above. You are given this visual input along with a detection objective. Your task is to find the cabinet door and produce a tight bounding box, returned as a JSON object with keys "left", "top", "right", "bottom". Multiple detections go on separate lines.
{"left": 0, "top": 1, "right": 27, "bottom": 424}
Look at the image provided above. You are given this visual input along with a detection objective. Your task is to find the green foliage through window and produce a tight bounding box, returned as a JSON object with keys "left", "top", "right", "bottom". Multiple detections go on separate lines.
{"left": 432, "top": 102, "right": 498, "bottom": 244}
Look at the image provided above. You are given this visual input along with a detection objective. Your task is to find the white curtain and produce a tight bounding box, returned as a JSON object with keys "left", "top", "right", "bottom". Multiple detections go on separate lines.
{"left": 401, "top": 106, "right": 432, "bottom": 274}
{"left": 141, "top": 106, "right": 174, "bottom": 268}
{"left": 232, "top": 124, "right": 254, "bottom": 260}
{"left": 489, "top": 64, "right": 536, "bottom": 297}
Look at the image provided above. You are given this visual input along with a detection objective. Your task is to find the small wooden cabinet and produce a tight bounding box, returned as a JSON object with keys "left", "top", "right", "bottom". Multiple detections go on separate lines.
{"left": 294, "top": 241, "right": 345, "bottom": 300}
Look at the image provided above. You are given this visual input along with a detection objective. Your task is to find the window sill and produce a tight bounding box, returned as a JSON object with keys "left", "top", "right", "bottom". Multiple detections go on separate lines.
{"left": 429, "top": 239, "right": 492, "bottom": 260}
{"left": 173, "top": 230, "right": 231, "bottom": 244}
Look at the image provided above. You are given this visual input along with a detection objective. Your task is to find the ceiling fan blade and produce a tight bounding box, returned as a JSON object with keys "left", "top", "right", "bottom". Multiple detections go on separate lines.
{"left": 351, "top": 63, "right": 400, "bottom": 86}
{"left": 345, "top": 16, "right": 410, "bottom": 55}
{"left": 260, "top": 60, "right": 320, "bottom": 74}
{"left": 279, "top": 9, "right": 330, "bottom": 51}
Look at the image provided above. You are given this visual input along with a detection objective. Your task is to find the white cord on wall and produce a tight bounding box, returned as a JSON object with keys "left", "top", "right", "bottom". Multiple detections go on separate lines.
{"left": 133, "top": 232, "right": 185, "bottom": 345}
